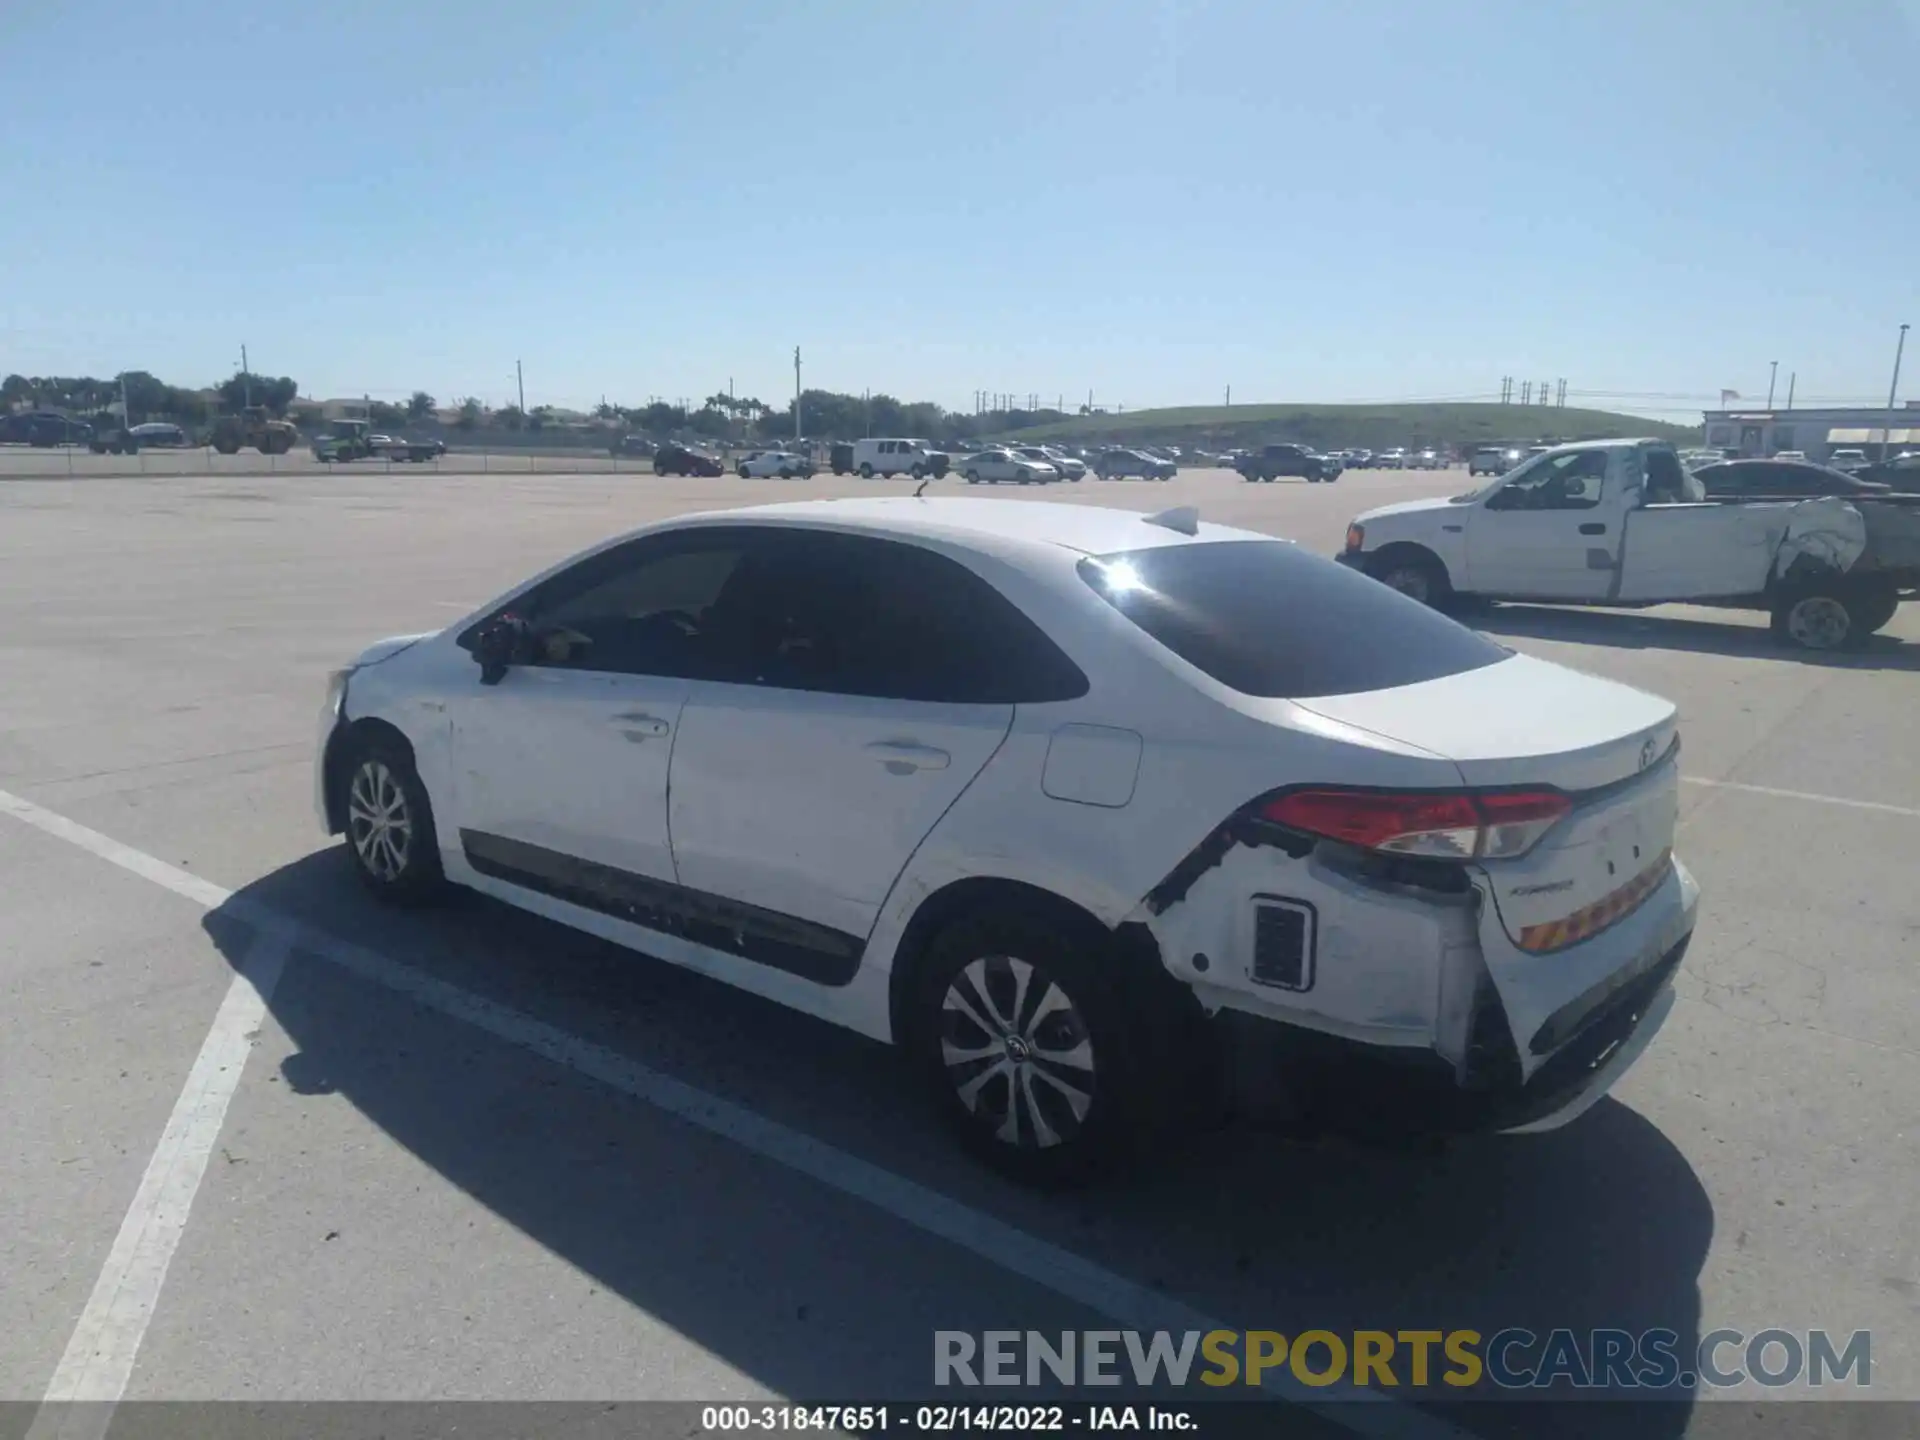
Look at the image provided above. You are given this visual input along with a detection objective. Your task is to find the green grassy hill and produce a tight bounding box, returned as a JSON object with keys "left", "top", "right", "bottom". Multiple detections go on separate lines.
{"left": 1007, "top": 402, "right": 1700, "bottom": 451}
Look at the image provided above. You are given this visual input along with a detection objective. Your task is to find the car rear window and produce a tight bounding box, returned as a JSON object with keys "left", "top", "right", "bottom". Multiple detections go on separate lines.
{"left": 1078, "top": 540, "right": 1509, "bottom": 698}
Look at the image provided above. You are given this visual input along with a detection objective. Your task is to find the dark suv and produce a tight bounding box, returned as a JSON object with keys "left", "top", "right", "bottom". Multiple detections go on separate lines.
{"left": 1237, "top": 444, "right": 1338, "bottom": 483}
{"left": 652, "top": 443, "right": 724, "bottom": 477}
{"left": 610, "top": 433, "right": 654, "bottom": 457}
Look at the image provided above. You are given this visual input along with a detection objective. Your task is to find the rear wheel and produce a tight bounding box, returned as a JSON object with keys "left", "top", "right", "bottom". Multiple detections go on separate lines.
{"left": 338, "top": 735, "right": 444, "bottom": 903}
{"left": 904, "top": 908, "right": 1157, "bottom": 1185}
{"left": 911, "top": 464, "right": 926, "bottom": 480}
{"left": 654, "top": 461, "right": 668, "bottom": 476}
{"left": 1770, "top": 582, "right": 1887, "bottom": 651}
{"left": 738, "top": 463, "right": 751, "bottom": 477}
{"left": 965, "top": 469, "right": 981, "bottom": 484}
{"left": 859, "top": 463, "right": 875, "bottom": 479}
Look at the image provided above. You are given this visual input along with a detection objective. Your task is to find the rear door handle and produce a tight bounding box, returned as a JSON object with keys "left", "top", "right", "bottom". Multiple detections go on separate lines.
{"left": 611, "top": 711, "right": 670, "bottom": 738}
{"left": 1442, "top": 524, "right": 1464, "bottom": 532}
{"left": 1579, "top": 522, "right": 1608, "bottom": 535}
{"left": 864, "top": 740, "right": 951, "bottom": 773}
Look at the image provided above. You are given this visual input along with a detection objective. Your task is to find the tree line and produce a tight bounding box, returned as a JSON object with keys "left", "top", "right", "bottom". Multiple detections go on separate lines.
{"left": 2, "top": 370, "right": 299, "bottom": 426}
{"left": 3, "top": 367, "right": 1069, "bottom": 444}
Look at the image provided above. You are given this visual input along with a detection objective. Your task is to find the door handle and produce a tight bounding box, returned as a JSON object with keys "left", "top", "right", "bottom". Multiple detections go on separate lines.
{"left": 611, "top": 712, "right": 670, "bottom": 738}
{"left": 1442, "top": 524, "right": 1464, "bottom": 533}
{"left": 1579, "top": 522, "right": 1608, "bottom": 535}
{"left": 864, "top": 740, "right": 951, "bottom": 773}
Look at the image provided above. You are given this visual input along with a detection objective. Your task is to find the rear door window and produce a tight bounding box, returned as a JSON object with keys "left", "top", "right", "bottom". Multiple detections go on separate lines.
{"left": 1079, "top": 540, "right": 1509, "bottom": 698}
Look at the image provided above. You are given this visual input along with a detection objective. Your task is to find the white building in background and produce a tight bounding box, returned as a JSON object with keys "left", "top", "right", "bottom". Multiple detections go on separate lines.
{"left": 1701, "top": 403, "right": 1920, "bottom": 460}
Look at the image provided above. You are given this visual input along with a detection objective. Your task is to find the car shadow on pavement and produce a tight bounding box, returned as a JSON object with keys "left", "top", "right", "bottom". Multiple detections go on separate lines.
{"left": 1470, "top": 603, "right": 1920, "bottom": 671}
{"left": 202, "top": 852, "right": 1712, "bottom": 1438}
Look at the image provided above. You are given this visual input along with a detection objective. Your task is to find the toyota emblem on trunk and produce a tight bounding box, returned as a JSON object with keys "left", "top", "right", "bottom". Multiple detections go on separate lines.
{"left": 1639, "top": 738, "right": 1657, "bottom": 771}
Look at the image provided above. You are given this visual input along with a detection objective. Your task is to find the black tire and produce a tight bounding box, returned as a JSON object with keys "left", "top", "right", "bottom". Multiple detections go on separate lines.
{"left": 859, "top": 463, "right": 875, "bottom": 479}
{"left": 738, "top": 463, "right": 751, "bottom": 478}
{"left": 911, "top": 464, "right": 926, "bottom": 480}
{"left": 903, "top": 907, "right": 1160, "bottom": 1185}
{"left": 964, "top": 470, "right": 981, "bottom": 484}
{"left": 654, "top": 461, "right": 669, "bottom": 476}
{"left": 1769, "top": 582, "right": 1883, "bottom": 651}
{"left": 1855, "top": 590, "right": 1902, "bottom": 635}
{"left": 1368, "top": 549, "right": 1451, "bottom": 608}
{"left": 337, "top": 733, "right": 445, "bottom": 903}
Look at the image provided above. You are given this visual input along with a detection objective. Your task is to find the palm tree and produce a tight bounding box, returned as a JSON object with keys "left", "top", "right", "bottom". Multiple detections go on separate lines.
{"left": 408, "top": 391, "right": 436, "bottom": 421}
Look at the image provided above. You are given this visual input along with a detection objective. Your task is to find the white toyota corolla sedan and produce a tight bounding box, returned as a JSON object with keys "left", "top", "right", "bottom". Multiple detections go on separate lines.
{"left": 317, "top": 497, "right": 1697, "bottom": 1182}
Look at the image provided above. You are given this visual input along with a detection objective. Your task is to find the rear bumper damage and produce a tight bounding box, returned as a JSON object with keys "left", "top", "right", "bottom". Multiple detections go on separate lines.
{"left": 1141, "top": 819, "right": 1698, "bottom": 1140}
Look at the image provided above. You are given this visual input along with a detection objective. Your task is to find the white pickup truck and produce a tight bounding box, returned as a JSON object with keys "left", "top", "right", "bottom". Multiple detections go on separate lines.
{"left": 1337, "top": 438, "right": 1920, "bottom": 650}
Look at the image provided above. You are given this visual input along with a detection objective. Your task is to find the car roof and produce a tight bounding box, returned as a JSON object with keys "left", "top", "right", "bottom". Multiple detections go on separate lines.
{"left": 660, "top": 496, "right": 1272, "bottom": 558}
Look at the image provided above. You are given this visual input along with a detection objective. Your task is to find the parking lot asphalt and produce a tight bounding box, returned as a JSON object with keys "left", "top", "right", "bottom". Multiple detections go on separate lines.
{"left": 1, "top": 464, "right": 1915, "bottom": 1436}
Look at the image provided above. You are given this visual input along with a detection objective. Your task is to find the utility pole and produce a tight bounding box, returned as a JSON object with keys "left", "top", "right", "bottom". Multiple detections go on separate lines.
{"left": 793, "top": 346, "right": 802, "bottom": 441}
{"left": 1521, "top": 380, "right": 1531, "bottom": 405}
{"left": 516, "top": 360, "right": 525, "bottom": 414}
{"left": 1785, "top": 372, "right": 1795, "bottom": 410}
{"left": 120, "top": 373, "right": 131, "bottom": 427}
{"left": 240, "top": 345, "right": 251, "bottom": 408}
{"left": 1225, "top": 385, "right": 1231, "bottom": 407}
{"left": 1766, "top": 360, "right": 1777, "bottom": 410}
{"left": 1886, "top": 323, "right": 1910, "bottom": 459}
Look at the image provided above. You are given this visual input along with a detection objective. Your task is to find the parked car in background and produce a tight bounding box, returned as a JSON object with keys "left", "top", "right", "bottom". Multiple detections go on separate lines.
{"left": 738, "top": 450, "right": 816, "bottom": 479}
{"left": 1015, "top": 445, "right": 1086, "bottom": 480}
{"left": 1236, "top": 444, "right": 1339, "bottom": 484}
{"left": 0, "top": 411, "right": 90, "bottom": 447}
{"left": 318, "top": 496, "right": 1697, "bottom": 1181}
{"left": 1855, "top": 452, "right": 1920, "bottom": 493}
{"left": 960, "top": 449, "right": 1057, "bottom": 485}
{"left": 1375, "top": 448, "right": 1409, "bottom": 470}
{"left": 852, "top": 437, "right": 950, "bottom": 479}
{"left": 1678, "top": 449, "right": 1725, "bottom": 472}
{"left": 1690, "top": 459, "right": 1890, "bottom": 500}
{"left": 1343, "top": 448, "right": 1374, "bottom": 469}
{"left": 1774, "top": 450, "right": 1808, "bottom": 462}
{"left": 90, "top": 420, "right": 192, "bottom": 454}
{"left": 1092, "top": 448, "right": 1177, "bottom": 481}
{"left": 611, "top": 434, "right": 655, "bottom": 458}
{"left": 1469, "top": 447, "right": 1520, "bottom": 477}
{"left": 1411, "top": 448, "right": 1442, "bottom": 470}
{"left": 1827, "top": 448, "right": 1870, "bottom": 473}
{"left": 653, "top": 443, "right": 725, "bottom": 477}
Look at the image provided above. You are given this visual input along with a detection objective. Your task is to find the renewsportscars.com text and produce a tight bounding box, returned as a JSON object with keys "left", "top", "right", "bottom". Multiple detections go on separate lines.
{"left": 934, "top": 1328, "right": 1871, "bottom": 1392}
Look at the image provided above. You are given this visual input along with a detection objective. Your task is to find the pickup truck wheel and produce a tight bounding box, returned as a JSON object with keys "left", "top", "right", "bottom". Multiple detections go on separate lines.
{"left": 1369, "top": 551, "right": 1450, "bottom": 607}
{"left": 1772, "top": 585, "right": 1882, "bottom": 650}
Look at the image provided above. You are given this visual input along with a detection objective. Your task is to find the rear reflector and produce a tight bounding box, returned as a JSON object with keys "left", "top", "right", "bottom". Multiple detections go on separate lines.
{"left": 1260, "top": 788, "right": 1571, "bottom": 861}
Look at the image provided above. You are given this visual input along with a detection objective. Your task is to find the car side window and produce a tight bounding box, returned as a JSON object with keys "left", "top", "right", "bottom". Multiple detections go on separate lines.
{"left": 491, "top": 531, "right": 753, "bottom": 677}
{"left": 702, "top": 531, "right": 1088, "bottom": 703}
{"left": 1642, "top": 449, "right": 1687, "bottom": 503}
{"left": 1486, "top": 451, "right": 1607, "bottom": 511}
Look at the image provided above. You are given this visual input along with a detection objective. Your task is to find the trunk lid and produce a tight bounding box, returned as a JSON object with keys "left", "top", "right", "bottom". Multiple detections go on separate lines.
{"left": 1293, "top": 654, "right": 1681, "bottom": 951}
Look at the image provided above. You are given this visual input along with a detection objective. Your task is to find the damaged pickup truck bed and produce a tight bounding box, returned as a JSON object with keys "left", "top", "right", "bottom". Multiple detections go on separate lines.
{"left": 1339, "top": 437, "right": 1920, "bottom": 650}
{"left": 316, "top": 497, "right": 1697, "bottom": 1183}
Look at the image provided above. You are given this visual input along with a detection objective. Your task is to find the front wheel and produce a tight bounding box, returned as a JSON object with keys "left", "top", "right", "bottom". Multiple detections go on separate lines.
{"left": 1369, "top": 551, "right": 1449, "bottom": 607}
{"left": 859, "top": 463, "right": 875, "bottom": 479}
{"left": 911, "top": 464, "right": 926, "bottom": 480}
{"left": 339, "top": 736, "right": 445, "bottom": 902}
{"left": 904, "top": 908, "right": 1156, "bottom": 1185}
{"left": 964, "top": 470, "right": 980, "bottom": 484}
{"left": 738, "top": 464, "right": 751, "bottom": 477}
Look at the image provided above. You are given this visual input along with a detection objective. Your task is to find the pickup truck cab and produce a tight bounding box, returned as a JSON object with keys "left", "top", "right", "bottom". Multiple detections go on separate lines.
{"left": 1338, "top": 438, "right": 1920, "bottom": 650}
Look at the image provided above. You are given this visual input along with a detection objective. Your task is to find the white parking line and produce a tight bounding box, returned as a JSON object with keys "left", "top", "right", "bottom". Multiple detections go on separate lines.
{"left": 22, "top": 924, "right": 289, "bottom": 1440}
{"left": 0, "top": 786, "right": 1465, "bottom": 1440}
{"left": 1681, "top": 775, "right": 1920, "bottom": 819}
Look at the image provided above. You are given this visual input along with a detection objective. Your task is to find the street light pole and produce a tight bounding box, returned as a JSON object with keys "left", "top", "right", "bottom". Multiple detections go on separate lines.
{"left": 794, "top": 346, "right": 802, "bottom": 442}
{"left": 1885, "top": 323, "right": 1909, "bottom": 459}
{"left": 241, "top": 345, "right": 251, "bottom": 408}
{"left": 1766, "top": 360, "right": 1777, "bottom": 410}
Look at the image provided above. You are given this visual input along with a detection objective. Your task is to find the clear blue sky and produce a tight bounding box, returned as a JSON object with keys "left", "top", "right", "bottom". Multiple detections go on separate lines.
{"left": 3, "top": 0, "right": 1916, "bottom": 419}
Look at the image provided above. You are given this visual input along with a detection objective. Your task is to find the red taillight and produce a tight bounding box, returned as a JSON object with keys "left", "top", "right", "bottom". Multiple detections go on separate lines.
{"left": 1260, "top": 788, "right": 1569, "bottom": 860}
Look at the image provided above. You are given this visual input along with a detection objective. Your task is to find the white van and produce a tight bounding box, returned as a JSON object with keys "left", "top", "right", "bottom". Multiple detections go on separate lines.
{"left": 851, "top": 437, "right": 948, "bottom": 479}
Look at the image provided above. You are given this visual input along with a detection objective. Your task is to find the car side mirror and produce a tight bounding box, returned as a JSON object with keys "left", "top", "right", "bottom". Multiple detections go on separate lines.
{"left": 470, "top": 615, "right": 529, "bottom": 685}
